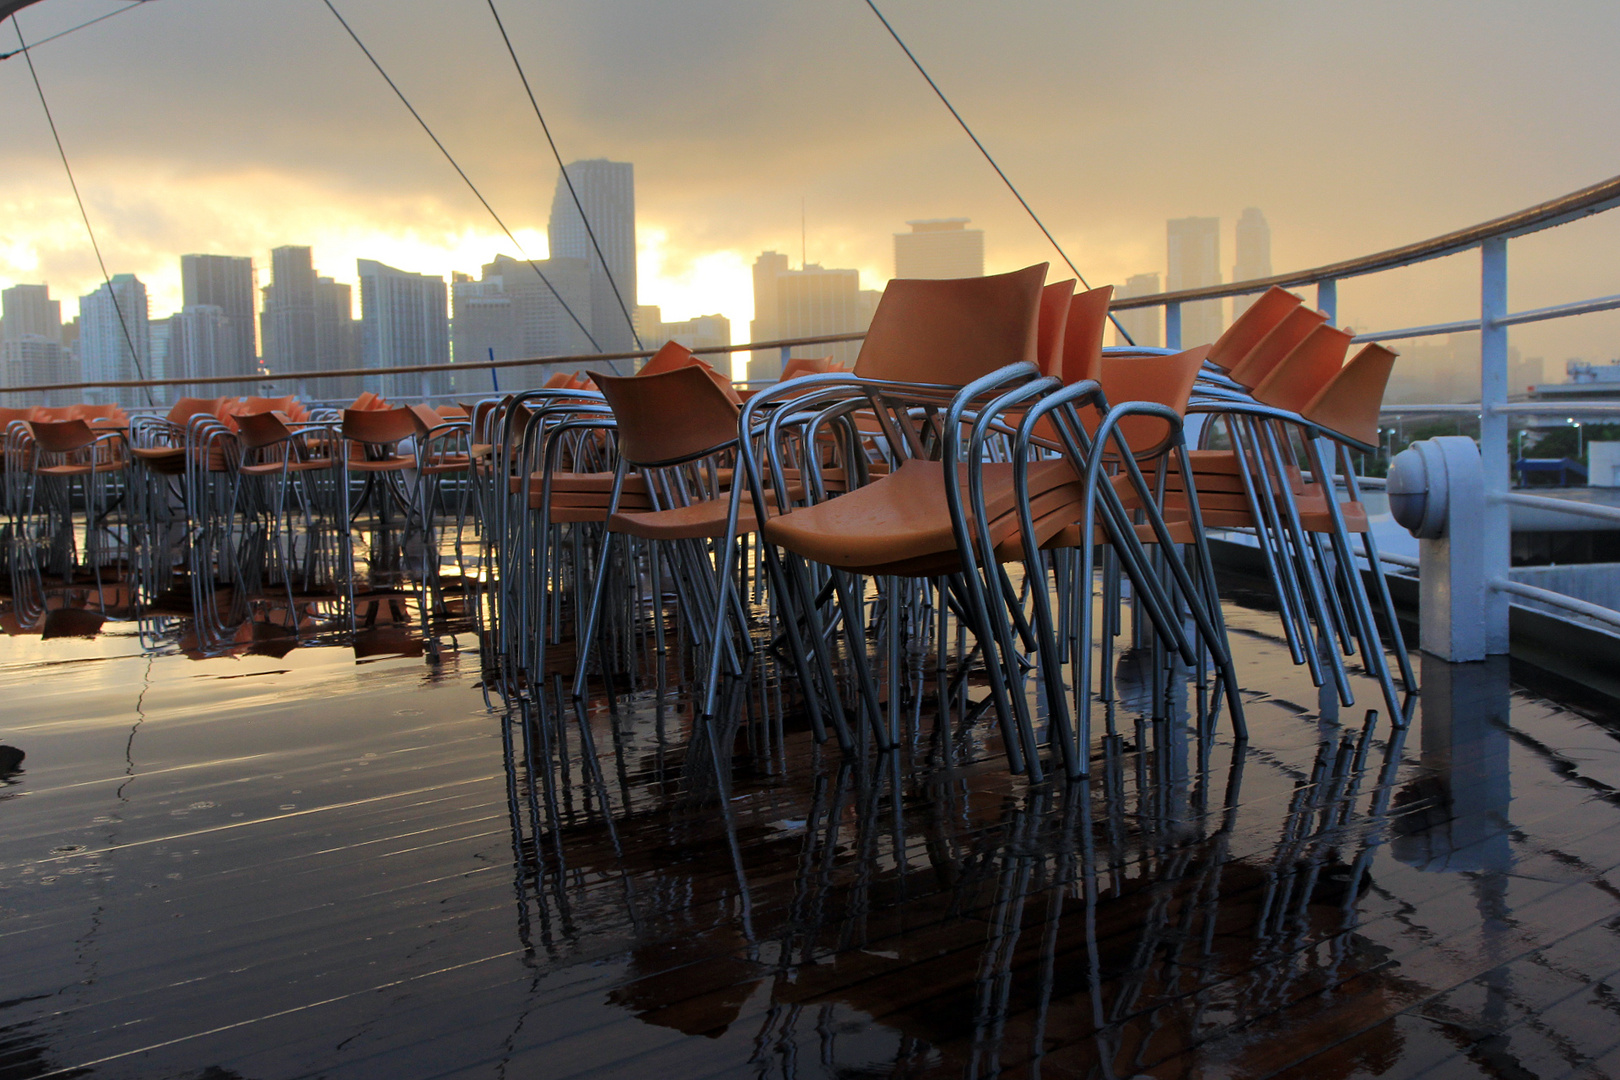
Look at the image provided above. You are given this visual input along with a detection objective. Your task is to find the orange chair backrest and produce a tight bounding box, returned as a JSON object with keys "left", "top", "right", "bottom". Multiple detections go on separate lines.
{"left": 29, "top": 418, "right": 97, "bottom": 455}
{"left": 638, "top": 340, "right": 697, "bottom": 376}
{"left": 590, "top": 364, "right": 741, "bottom": 466}
{"left": 342, "top": 406, "right": 416, "bottom": 446}
{"left": 1250, "top": 324, "right": 1356, "bottom": 414}
{"left": 0, "top": 407, "right": 36, "bottom": 427}
{"left": 407, "top": 403, "right": 443, "bottom": 438}
{"left": 1035, "top": 280, "right": 1077, "bottom": 378}
{"left": 349, "top": 392, "right": 391, "bottom": 412}
{"left": 243, "top": 396, "right": 309, "bottom": 423}
{"left": 542, "top": 371, "right": 573, "bottom": 389}
{"left": 236, "top": 410, "right": 294, "bottom": 451}
{"left": 1061, "top": 284, "right": 1114, "bottom": 386}
{"left": 1225, "top": 306, "right": 1330, "bottom": 390}
{"left": 1098, "top": 345, "right": 1211, "bottom": 457}
{"left": 1301, "top": 343, "right": 1399, "bottom": 446}
{"left": 780, "top": 356, "right": 845, "bottom": 381}
{"left": 1206, "top": 286, "right": 1302, "bottom": 372}
{"left": 854, "top": 264, "right": 1048, "bottom": 384}
{"left": 166, "top": 397, "right": 230, "bottom": 427}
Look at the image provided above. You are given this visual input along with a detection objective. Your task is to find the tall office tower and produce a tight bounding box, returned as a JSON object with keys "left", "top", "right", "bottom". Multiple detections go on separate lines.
{"left": 147, "top": 317, "right": 172, "bottom": 402}
{"left": 180, "top": 254, "right": 256, "bottom": 374}
{"left": 634, "top": 305, "right": 731, "bottom": 361}
{"left": 548, "top": 159, "right": 636, "bottom": 353}
{"left": 79, "top": 274, "right": 150, "bottom": 407}
{"left": 775, "top": 264, "right": 865, "bottom": 370}
{"left": 452, "top": 273, "right": 521, "bottom": 378}
{"left": 358, "top": 259, "right": 450, "bottom": 401}
{"left": 2, "top": 283, "right": 62, "bottom": 343}
{"left": 1166, "top": 216, "right": 1223, "bottom": 347}
{"left": 480, "top": 255, "right": 593, "bottom": 390}
{"left": 1113, "top": 272, "right": 1162, "bottom": 348}
{"left": 314, "top": 276, "right": 360, "bottom": 401}
{"left": 264, "top": 246, "right": 318, "bottom": 376}
{"left": 0, "top": 336, "right": 74, "bottom": 407}
{"left": 748, "top": 250, "right": 791, "bottom": 378}
{"left": 169, "top": 305, "right": 235, "bottom": 396}
{"left": 1231, "top": 208, "right": 1272, "bottom": 319}
{"left": 893, "top": 218, "right": 984, "bottom": 279}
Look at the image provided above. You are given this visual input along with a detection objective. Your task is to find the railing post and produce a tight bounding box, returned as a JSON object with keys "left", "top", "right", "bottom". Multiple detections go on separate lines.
{"left": 1164, "top": 303, "right": 1181, "bottom": 351}
{"left": 1479, "top": 237, "right": 1512, "bottom": 654}
{"left": 778, "top": 344, "right": 791, "bottom": 378}
{"left": 1316, "top": 279, "right": 1337, "bottom": 323}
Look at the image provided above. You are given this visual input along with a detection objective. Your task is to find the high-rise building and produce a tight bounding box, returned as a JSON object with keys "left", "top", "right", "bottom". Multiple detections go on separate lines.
{"left": 749, "top": 260, "right": 873, "bottom": 378}
{"left": 180, "top": 254, "right": 256, "bottom": 374}
{"left": 170, "top": 305, "right": 236, "bottom": 395}
{"left": 0, "top": 335, "right": 74, "bottom": 408}
{"left": 1231, "top": 208, "right": 1272, "bottom": 319}
{"left": 2, "top": 284, "right": 62, "bottom": 344}
{"left": 452, "top": 273, "right": 521, "bottom": 384}
{"left": 314, "top": 276, "right": 360, "bottom": 400}
{"left": 634, "top": 305, "right": 731, "bottom": 368}
{"left": 749, "top": 251, "right": 791, "bottom": 376}
{"left": 548, "top": 159, "right": 636, "bottom": 353}
{"left": 894, "top": 218, "right": 984, "bottom": 279}
{"left": 79, "top": 274, "right": 150, "bottom": 407}
{"left": 479, "top": 254, "right": 594, "bottom": 389}
{"left": 263, "top": 246, "right": 318, "bottom": 376}
{"left": 358, "top": 259, "right": 450, "bottom": 400}
{"left": 1113, "top": 272, "right": 1162, "bottom": 348}
{"left": 1167, "top": 216, "right": 1223, "bottom": 347}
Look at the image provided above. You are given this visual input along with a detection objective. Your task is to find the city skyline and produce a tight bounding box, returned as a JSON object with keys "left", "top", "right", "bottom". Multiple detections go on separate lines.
{"left": 3, "top": 1, "right": 1616, "bottom": 374}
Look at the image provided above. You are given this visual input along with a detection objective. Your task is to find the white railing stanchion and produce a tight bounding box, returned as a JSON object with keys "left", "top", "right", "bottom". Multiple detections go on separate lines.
{"left": 1479, "top": 236, "right": 1512, "bottom": 654}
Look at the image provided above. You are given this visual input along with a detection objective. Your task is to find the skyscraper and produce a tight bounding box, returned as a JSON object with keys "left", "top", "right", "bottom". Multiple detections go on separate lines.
{"left": 169, "top": 305, "right": 236, "bottom": 395}
{"left": 1, "top": 287, "right": 70, "bottom": 406}
{"left": 1, "top": 284, "right": 62, "bottom": 343}
{"left": 548, "top": 159, "right": 636, "bottom": 353}
{"left": 79, "top": 274, "right": 150, "bottom": 407}
{"left": 263, "top": 246, "right": 318, "bottom": 375}
{"left": 315, "top": 277, "right": 360, "bottom": 400}
{"left": 749, "top": 251, "right": 791, "bottom": 376}
{"left": 1167, "top": 217, "right": 1223, "bottom": 347}
{"left": 894, "top": 219, "right": 984, "bottom": 279}
{"left": 358, "top": 259, "right": 450, "bottom": 400}
{"left": 479, "top": 254, "right": 594, "bottom": 389}
{"left": 749, "top": 259, "right": 875, "bottom": 378}
{"left": 1113, "top": 272, "right": 1162, "bottom": 348}
{"left": 1231, "top": 208, "right": 1273, "bottom": 319}
{"left": 180, "top": 254, "right": 256, "bottom": 374}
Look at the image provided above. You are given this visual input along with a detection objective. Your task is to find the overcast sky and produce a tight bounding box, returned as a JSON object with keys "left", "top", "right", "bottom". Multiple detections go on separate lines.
{"left": 3, "top": 0, "right": 1619, "bottom": 371}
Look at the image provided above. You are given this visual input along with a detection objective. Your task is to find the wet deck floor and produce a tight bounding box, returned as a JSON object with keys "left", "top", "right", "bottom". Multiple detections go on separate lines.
{"left": 4, "top": 592, "right": 1620, "bottom": 1079}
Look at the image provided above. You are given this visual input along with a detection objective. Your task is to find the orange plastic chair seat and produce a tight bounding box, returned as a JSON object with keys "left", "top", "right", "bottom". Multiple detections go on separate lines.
{"left": 347, "top": 456, "right": 414, "bottom": 472}
{"left": 608, "top": 499, "right": 766, "bottom": 541}
{"left": 763, "top": 457, "right": 1077, "bottom": 572}
{"left": 240, "top": 458, "right": 334, "bottom": 476}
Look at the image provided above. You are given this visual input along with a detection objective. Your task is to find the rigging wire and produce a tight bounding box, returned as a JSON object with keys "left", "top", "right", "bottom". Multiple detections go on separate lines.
{"left": 860, "top": 0, "right": 1136, "bottom": 345}
{"left": 11, "top": 12, "right": 154, "bottom": 405}
{"left": 0, "top": 0, "right": 152, "bottom": 63}
{"left": 484, "top": 0, "right": 642, "bottom": 351}
{"left": 317, "top": 0, "right": 608, "bottom": 362}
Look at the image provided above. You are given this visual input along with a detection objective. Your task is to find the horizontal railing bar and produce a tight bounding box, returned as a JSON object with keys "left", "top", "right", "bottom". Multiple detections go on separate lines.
{"left": 1376, "top": 401, "right": 1620, "bottom": 417}
{"left": 1493, "top": 577, "right": 1620, "bottom": 629}
{"left": 1352, "top": 319, "right": 1480, "bottom": 343}
{"left": 1496, "top": 491, "right": 1620, "bottom": 523}
{"left": 1494, "top": 292, "right": 1620, "bottom": 328}
{"left": 1110, "top": 172, "right": 1620, "bottom": 310}
{"left": 0, "top": 331, "right": 871, "bottom": 395}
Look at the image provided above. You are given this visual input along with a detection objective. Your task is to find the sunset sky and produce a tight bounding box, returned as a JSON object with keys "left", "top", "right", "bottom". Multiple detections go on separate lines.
{"left": 4, "top": 0, "right": 1620, "bottom": 375}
